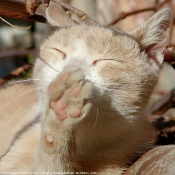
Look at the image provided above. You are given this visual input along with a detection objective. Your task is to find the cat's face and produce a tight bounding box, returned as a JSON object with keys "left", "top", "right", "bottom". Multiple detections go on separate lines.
{"left": 33, "top": 4, "right": 171, "bottom": 117}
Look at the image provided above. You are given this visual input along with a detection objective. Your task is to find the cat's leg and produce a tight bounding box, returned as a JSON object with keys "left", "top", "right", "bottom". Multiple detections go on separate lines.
{"left": 35, "top": 68, "right": 92, "bottom": 173}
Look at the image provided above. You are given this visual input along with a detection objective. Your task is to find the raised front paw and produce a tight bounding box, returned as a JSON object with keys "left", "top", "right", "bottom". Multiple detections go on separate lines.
{"left": 48, "top": 69, "right": 92, "bottom": 125}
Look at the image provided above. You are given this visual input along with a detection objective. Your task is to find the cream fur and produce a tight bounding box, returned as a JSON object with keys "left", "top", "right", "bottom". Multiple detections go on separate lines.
{"left": 0, "top": 4, "right": 171, "bottom": 175}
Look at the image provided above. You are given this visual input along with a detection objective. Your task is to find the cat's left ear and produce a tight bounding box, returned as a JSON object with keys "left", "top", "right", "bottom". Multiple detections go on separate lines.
{"left": 46, "top": 3, "right": 76, "bottom": 27}
{"left": 130, "top": 8, "right": 171, "bottom": 67}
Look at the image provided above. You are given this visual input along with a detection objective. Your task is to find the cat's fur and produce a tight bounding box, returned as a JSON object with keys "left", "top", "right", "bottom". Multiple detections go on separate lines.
{"left": 0, "top": 4, "right": 171, "bottom": 175}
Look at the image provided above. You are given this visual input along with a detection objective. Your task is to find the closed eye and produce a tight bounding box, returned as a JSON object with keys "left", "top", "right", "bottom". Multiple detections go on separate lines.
{"left": 93, "top": 59, "right": 115, "bottom": 66}
{"left": 52, "top": 48, "right": 66, "bottom": 59}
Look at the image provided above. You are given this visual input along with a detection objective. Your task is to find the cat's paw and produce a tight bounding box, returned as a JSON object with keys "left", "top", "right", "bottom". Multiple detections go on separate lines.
{"left": 48, "top": 69, "right": 92, "bottom": 125}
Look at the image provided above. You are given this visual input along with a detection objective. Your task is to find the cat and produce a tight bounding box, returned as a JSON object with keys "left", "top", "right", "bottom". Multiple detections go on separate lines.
{"left": 0, "top": 3, "right": 171, "bottom": 175}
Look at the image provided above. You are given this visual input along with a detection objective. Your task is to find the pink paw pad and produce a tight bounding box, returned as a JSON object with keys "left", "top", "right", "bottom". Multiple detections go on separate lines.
{"left": 50, "top": 78, "right": 83, "bottom": 121}
{"left": 50, "top": 100, "right": 67, "bottom": 121}
{"left": 49, "top": 81, "right": 56, "bottom": 91}
{"left": 71, "top": 108, "right": 82, "bottom": 118}
{"left": 60, "top": 72, "right": 69, "bottom": 84}
{"left": 70, "top": 85, "right": 82, "bottom": 96}
{"left": 46, "top": 134, "right": 54, "bottom": 143}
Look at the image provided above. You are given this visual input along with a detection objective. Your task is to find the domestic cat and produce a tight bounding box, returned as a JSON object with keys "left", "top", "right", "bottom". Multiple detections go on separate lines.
{"left": 0, "top": 3, "right": 171, "bottom": 175}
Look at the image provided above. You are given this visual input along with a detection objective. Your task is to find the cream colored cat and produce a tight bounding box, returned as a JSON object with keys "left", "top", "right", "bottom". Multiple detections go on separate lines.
{"left": 0, "top": 4, "right": 171, "bottom": 175}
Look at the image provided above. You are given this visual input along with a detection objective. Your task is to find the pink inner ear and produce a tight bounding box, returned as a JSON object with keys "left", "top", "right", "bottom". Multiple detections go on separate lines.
{"left": 145, "top": 39, "right": 168, "bottom": 67}
{"left": 130, "top": 9, "right": 171, "bottom": 67}
{"left": 145, "top": 43, "right": 163, "bottom": 66}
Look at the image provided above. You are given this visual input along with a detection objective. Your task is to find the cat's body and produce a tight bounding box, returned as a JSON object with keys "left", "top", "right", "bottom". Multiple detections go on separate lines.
{"left": 0, "top": 4, "right": 171, "bottom": 175}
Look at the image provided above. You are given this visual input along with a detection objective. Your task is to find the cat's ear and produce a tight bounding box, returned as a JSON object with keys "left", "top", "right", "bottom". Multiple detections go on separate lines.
{"left": 130, "top": 8, "right": 171, "bottom": 67}
{"left": 46, "top": 3, "right": 76, "bottom": 27}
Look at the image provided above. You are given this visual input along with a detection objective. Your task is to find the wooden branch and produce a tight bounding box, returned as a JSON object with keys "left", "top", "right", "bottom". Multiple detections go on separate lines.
{"left": 0, "top": 0, "right": 46, "bottom": 23}
{"left": 26, "top": 0, "right": 49, "bottom": 15}
{"left": 0, "top": 49, "right": 36, "bottom": 62}
{"left": 0, "top": 64, "right": 33, "bottom": 85}
{"left": 108, "top": 0, "right": 171, "bottom": 26}
{"left": 164, "top": 49, "right": 175, "bottom": 69}
{"left": 164, "top": 49, "right": 175, "bottom": 62}
{"left": 0, "top": 48, "right": 35, "bottom": 85}
{"left": 0, "top": 0, "right": 97, "bottom": 25}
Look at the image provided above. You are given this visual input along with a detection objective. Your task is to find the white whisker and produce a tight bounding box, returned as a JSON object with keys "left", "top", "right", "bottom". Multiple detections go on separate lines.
{"left": 13, "top": 93, "right": 39, "bottom": 115}
{"left": 4, "top": 86, "right": 44, "bottom": 109}
{"left": 12, "top": 79, "right": 41, "bottom": 84}
{"left": 39, "top": 57, "right": 60, "bottom": 72}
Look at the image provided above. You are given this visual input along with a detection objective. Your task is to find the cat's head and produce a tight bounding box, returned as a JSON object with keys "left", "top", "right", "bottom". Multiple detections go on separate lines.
{"left": 34, "top": 4, "right": 171, "bottom": 117}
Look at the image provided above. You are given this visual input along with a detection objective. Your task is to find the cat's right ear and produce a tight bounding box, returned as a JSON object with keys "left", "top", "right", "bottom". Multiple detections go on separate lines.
{"left": 46, "top": 3, "right": 76, "bottom": 27}
{"left": 130, "top": 8, "right": 171, "bottom": 68}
